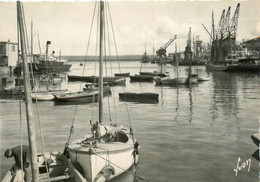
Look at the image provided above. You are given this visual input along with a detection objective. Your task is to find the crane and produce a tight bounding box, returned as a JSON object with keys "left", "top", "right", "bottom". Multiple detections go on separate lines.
{"left": 156, "top": 35, "right": 177, "bottom": 59}
{"left": 229, "top": 3, "right": 240, "bottom": 39}
{"left": 216, "top": 9, "right": 226, "bottom": 39}
{"left": 223, "top": 6, "right": 231, "bottom": 38}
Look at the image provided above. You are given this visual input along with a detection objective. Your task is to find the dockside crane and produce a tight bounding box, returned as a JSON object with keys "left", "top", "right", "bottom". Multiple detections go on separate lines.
{"left": 156, "top": 35, "right": 177, "bottom": 59}
{"left": 216, "top": 9, "right": 226, "bottom": 39}
{"left": 229, "top": 3, "right": 240, "bottom": 39}
{"left": 223, "top": 6, "right": 231, "bottom": 38}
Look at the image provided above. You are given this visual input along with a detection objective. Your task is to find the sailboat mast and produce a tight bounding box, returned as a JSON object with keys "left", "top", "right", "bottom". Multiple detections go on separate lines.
{"left": 17, "top": 2, "right": 39, "bottom": 181}
{"left": 31, "top": 20, "right": 33, "bottom": 62}
{"left": 99, "top": 1, "right": 104, "bottom": 124}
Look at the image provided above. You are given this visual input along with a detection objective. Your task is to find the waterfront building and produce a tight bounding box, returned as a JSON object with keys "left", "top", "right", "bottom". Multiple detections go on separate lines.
{"left": 0, "top": 40, "right": 18, "bottom": 67}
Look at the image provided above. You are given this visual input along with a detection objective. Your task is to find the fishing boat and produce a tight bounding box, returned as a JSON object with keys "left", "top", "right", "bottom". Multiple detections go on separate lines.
{"left": 114, "top": 72, "right": 130, "bottom": 77}
{"left": 2, "top": 2, "right": 87, "bottom": 182}
{"left": 67, "top": 1, "right": 139, "bottom": 182}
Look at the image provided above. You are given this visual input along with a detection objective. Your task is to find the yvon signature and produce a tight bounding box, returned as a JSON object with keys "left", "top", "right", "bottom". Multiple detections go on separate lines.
{"left": 234, "top": 157, "right": 251, "bottom": 176}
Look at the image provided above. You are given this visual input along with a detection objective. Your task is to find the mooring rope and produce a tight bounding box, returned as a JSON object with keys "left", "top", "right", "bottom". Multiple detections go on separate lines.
{"left": 106, "top": 2, "right": 133, "bottom": 133}
{"left": 66, "top": 2, "right": 98, "bottom": 150}
{"left": 94, "top": 152, "right": 152, "bottom": 182}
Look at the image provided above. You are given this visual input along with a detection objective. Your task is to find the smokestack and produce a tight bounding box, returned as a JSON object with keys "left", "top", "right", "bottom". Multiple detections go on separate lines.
{"left": 46, "top": 41, "right": 51, "bottom": 57}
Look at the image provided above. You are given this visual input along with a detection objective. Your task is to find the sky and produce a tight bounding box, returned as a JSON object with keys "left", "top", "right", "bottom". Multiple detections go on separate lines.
{"left": 0, "top": 0, "right": 259, "bottom": 56}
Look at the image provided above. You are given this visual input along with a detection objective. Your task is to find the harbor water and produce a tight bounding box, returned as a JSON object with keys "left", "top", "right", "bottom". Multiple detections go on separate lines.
{"left": 0, "top": 61, "right": 259, "bottom": 182}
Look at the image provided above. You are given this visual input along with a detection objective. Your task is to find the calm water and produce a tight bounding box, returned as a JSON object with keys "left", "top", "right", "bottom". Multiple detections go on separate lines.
{"left": 0, "top": 61, "right": 260, "bottom": 182}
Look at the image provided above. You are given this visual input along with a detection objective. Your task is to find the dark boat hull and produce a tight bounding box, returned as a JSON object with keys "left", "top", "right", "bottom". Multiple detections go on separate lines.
{"left": 206, "top": 64, "right": 260, "bottom": 72}
{"left": 119, "top": 92, "right": 158, "bottom": 103}
{"left": 130, "top": 75, "right": 154, "bottom": 82}
{"left": 30, "top": 62, "right": 72, "bottom": 73}
{"left": 68, "top": 75, "right": 122, "bottom": 82}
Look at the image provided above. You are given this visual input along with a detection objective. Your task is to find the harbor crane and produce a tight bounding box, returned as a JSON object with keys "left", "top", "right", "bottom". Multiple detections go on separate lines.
{"left": 156, "top": 35, "right": 177, "bottom": 59}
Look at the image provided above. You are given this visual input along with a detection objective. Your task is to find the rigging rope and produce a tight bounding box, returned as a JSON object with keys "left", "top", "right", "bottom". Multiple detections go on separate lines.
{"left": 107, "top": 2, "right": 133, "bottom": 133}
{"left": 103, "top": 5, "right": 113, "bottom": 125}
{"left": 66, "top": 2, "right": 98, "bottom": 151}
{"left": 94, "top": 152, "right": 152, "bottom": 182}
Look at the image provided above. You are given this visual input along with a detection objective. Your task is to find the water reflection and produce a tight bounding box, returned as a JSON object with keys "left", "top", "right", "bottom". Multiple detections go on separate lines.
{"left": 188, "top": 85, "right": 193, "bottom": 123}
{"left": 110, "top": 164, "right": 147, "bottom": 182}
{"left": 210, "top": 71, "right": 240, "bottom": 123}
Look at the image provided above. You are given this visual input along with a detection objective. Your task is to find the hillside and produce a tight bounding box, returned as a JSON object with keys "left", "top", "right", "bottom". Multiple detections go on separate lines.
{"left": 63, "top": 55, "right": 142, "bottom": 61}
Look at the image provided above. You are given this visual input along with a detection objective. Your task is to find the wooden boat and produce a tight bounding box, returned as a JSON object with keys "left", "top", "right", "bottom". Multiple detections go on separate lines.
{"left": 197, "top": 77, "right": 210, "bottom": 81}
{"left": 119, "top": 92, "right": 159, "bottom": 103}
{"left": 83, "top": 83, "right": 111, "bottom": 95}
{"left": 114, "top": 72, "right": 130, "bottom": 77}
{"left": 155, "top": 77, "right": 187, "bottom": 86}
{"left": 67, "top": 2, "right": 139, "bottom": 182}
{"left": 139, "top": 71, "right": 169, "bottom": 77}
{"left": 31, "top": 90, "right": 68, "bottom": 101}
{"left": 251, "top": 133, "right": 260, "bottom": 147}
{"left": 2, "top": 2, "right": 87, "bottom": 182}
{"left": 68, "top": 75, "right": 122, "bottom": 83}
{"left": 53, "top": 90, "right": 100, "bottom": 103}
{"left": 130, "top": 74, "right": 154, "bottom": 82}
{"left": 187, "top": 74, "right": 198, "bottom": 84}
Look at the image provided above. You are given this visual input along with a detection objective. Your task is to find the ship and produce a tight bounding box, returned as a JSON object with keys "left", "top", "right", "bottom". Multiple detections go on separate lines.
{"left": 29, "top": 41, "right": 72, "bottom": 73}
{"left": 205, "top": 3, "right": 260, "bottom": 72}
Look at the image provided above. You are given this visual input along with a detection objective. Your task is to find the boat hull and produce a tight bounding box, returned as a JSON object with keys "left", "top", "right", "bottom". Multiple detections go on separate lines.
{"left": 68, "top": 141, "right": 136, "bottom": 182}
{"left": 155, "top": 77, "right": 187, "bottom": 86}
{"left": 119, "top": 92, "right": 159, "bottom": 103}
{"left": 30, "top": 62, "right": 72, "bottom": 73}
{"left": 130, "top": 75, "right": 154, "bottom": 82}
{"left": 114, "top": 72, "right": 130, "bottom": 77}
{"left": 206, "top": 63, "right": 260, "bottom": 72}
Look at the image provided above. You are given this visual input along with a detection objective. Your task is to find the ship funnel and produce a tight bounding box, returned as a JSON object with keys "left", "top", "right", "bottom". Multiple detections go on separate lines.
{"left": 46, "top": 41, "right": 51, "bottom": 57}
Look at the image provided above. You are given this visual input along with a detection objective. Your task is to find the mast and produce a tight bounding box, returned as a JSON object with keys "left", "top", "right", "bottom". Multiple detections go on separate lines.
{"left": 31, "top": 20, "right": 33, "bottom": 62}
{"left": 99, "top": 1, "right": 104, "bottom": 124}
{"left": 17, "top": 1, "right": 39, "bottom": 181}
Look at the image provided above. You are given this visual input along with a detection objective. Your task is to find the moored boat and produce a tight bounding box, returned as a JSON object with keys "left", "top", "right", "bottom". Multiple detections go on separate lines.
{"left": 114, "top": 72, "right": 130, "bottom": 77}
{"left": 130, "top": 74, "right": 154, "bottom": 82}
{"left": 119, "top": 92, "right": 159, "bottom": 103}
{"left": 66, "top": 2, "right": 139, "bottom": 182}
{"left": 31, "top": 90, "right": 68, "bottom": 101}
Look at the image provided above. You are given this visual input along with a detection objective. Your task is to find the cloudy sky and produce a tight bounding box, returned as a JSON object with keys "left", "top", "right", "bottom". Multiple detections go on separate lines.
{"left": 0, "top": 0, "right": 259, "bottom": 56}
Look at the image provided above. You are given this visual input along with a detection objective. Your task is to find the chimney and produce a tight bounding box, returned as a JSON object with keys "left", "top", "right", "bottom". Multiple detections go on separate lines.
{"left": 46, "top": 41, "right": 51, "bottom": 57}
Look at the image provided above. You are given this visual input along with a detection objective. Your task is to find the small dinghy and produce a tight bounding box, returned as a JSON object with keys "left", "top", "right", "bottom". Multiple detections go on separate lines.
{"left": 197, "top": 77, "right": 210, "bottom": 81}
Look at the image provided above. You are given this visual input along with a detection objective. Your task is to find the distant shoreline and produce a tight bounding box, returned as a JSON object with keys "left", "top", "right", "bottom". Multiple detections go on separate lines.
{"left": 63, "top": 55, "right": 142, "bottom": 61}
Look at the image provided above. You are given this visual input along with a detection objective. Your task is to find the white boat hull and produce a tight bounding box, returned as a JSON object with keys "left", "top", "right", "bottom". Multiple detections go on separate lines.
{"left": 68, "top": 139, "right": 136, "bottom": 182}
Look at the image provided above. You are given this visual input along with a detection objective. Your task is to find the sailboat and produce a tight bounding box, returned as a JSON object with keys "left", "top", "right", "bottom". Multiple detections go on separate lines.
{"left": 67, "top": 1, "right": 139, "bottom": 182}
{"left": 2, "top": 2, "right": 88, "bottom": 182}
{"left": 141, "top": 44, "right": 150, "bottom": 63}
{"left": 3, "top": 1, "right": 139, "bottom": 182}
